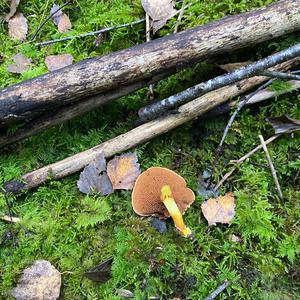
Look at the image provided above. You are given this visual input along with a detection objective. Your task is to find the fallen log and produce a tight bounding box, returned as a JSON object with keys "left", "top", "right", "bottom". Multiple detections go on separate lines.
{"left": 4, "top": 72, "right": 288, "bottom": 193}
{"left": 1, "top": 57, "right": 298, "bottom": 148}
{"left": 1, "top": 0, "right": 300, "bottom": 125}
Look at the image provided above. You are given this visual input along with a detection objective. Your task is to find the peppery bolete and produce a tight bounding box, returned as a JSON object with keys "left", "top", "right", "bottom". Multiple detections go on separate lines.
{"left": 131, "top": 167, "right": 195, "bottom": 237}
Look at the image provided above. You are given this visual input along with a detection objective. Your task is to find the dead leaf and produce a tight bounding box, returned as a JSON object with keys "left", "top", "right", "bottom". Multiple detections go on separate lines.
{"left": 116, "top": 289, "right": 134, "bottom": 298}
{"left": 45, "top": 54, "right": 73, "bottom": 72}
{"left": 201, "top": 192, "right": 235, "bottom": 226}
{"left": 84, "top": 257, "right": 113, "bottom": 283}
{"left": 5, "top": 0, "right": 20, "bottom": 21}
{"left": 7, "top": 53, "right": 32, "bottom": 74}
{"left": 141, "top": 0, "right": 177, "bottom": 33}
{"left": 267, "top": 115, "right": 300, "bottom": 134}
{"left": 230, "top": 234, "right": 242, "bottom": 243}
{"left": 77, "top": 152, "right": 113, "bottom": 195}
{"left": 11, "top": 260, "right": 61, "bottom": 300}
{"left": 8, "top": 12, "right": 28, "bottom": 41}
{"left": 218, "top": 61, "right": 251, "bottom": 72}
{"left": 107, "top": 152, "right": 140, "bottom": 190}
{"left": 94, "top": 33, "right": 105, "bottom": 48}
{"left": 50, "top": 4, "right": 63, "bottom": 25}
{"left": 58, "top": 14, "right": 72, "bottom": 33}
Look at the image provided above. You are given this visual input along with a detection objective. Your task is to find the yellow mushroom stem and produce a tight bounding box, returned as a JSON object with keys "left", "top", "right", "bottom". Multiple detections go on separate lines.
{"left": 160, "top": 185, "right": 192, "bottom": 237}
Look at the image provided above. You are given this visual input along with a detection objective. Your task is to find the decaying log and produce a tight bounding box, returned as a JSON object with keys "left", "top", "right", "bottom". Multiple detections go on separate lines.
{"left": 1, "top": 0, "right": 300, "bottom": 124}
{"left": 1, "top": 57, "right": 298, "bottom": 148}
{"left": 5, "top": 73, "right": 285, "bottom": 193}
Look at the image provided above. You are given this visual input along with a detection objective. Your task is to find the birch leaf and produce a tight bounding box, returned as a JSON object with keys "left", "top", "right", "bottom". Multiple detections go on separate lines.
{"left": 45, "top": 54, "right": 73, "bottom": 72}
{"left": 5, "top": 0, "right": 20, "bottom": 21}
{"left": 77, "top": 151, "right": 113, "bottom": 195}
{"left": 8, "top": 12, "right": 28, "bottom": 41}
{"left": 267, "top": 115, "right": 300, "bottom": 134}
{"left": 201, "top": 192, "right": 235, "bottom": 226}
{"left": 141, "top": 0, "right": 177, "bottom": 33}
{"left": 58, "top": 14, "right": 72, "bottom": 33}
{"left": 7, "top": 53, "right": 32, "bottom": 74}
{"left": 107, "top": 152, "right": 140, "bottom": 190}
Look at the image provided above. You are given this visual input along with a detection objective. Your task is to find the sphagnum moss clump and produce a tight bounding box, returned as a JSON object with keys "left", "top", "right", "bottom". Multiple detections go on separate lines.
{"left": 1, "top": 0, "right": 300, "bottom": 299}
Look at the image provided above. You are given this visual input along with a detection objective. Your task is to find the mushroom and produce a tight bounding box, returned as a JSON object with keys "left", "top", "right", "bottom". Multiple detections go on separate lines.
{"left": 132, "top": 167, "right": 195, "bottom": 237}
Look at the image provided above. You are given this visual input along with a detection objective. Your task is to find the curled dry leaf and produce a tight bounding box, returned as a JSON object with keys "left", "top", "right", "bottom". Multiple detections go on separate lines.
{"left": 50, "top": 4, "right": 63, "bottom": 25}
{"left": 107, "top": 152, "right": 140, "bottom": 190}
{"left": 141, "top": 0, "right": 177, "bottom": 33}
{"left": 218, "top": 61, "right": 251, "bottom": 72}
{"left": 77, "top": 151, "right": 113, "bottom": 195}
{"left": 58, "top": 14, "right": 72, "bottom": 33}
{"left": 84, "top": 257, "right": 113, "bottom": 283}
{"left": 45, "top": 54, "right": 73, "bottom": 72}
{"left": 8, "top": 12, "right": 28, "bottom": 41}
{"left": 201, "top": 192, "right": 236, "bottom": 226}
{"left": 7, "top": 53, "right": 32, "bottom": 74}
{"left": 5, "top": 0, "right": 20, "bottom": 21}
{"left": 267, "top": 115, "right": 300, "bottom": 134}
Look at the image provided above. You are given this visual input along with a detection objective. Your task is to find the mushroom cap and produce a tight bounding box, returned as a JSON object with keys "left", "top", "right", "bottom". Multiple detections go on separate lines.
{"left": 132, "top": 167, "right": 195, "bottom": 219}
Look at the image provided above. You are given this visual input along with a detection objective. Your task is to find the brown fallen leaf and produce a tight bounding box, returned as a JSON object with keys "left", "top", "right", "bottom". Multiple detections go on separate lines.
{"left": 84, "top": 257, "right": 113, "bottom": 283}
{"left": 107, "top": 152, "right": 140, "bottom": 190}
{"left": 201, "top": 192, "right": 236, "bottom": 226}
{"left": 45, "top": 54, "right": 73, "bottom": 72}
{"left": 77, "top": 151, "right": 113, "bottom": 196}
{"left": 5, "top": 0, "right": 20, "bottom": 21}
{"left": 8, "top": 12, "right": 28, "bottom": 41}
{"left": 58, "top": 13, "right": 72, "bottom": 33}
{"left": 50, "top": 3, "right": 63, "bottom": 25}
{"left": 267, "top": 115, "right": 300, "bottom": 134}
{"left": 218, "top": 61, "right": 251, "bottom": 72}
{"left": 141, "top": 0, "right": 177, "bottom": 33}
{"left": 7, "top": 53, "right": 32, "bottom": 74}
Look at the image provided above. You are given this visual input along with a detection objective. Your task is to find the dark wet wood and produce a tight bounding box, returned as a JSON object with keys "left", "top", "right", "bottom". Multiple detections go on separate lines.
{"left": 0, "top": 0, "right": 300, "bottom": 125}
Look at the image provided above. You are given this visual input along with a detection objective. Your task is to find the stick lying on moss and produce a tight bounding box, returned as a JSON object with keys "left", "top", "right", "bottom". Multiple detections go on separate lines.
{"left": 1, "top": 58, "right": 298, "bottom": 149}
{"left": 1, "top": 0, "right": 300, "bottom": 125}
{"left": 5, "top": 67, "right": 297, "bottom": 193}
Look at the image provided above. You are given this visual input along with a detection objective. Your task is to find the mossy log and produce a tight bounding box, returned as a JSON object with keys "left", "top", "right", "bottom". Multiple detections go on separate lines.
{"left": 1, "top": 0, "right": 300, "bottom": 125}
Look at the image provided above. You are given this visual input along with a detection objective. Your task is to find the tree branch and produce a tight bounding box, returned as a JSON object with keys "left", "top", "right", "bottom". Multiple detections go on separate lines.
{"left": 138, "top": 43, "right": 300, "bottom": 121}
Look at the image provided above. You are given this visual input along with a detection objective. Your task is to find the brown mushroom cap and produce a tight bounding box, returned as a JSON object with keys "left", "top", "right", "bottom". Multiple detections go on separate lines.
{"left": 132, "top": 167, "right": 195, "bottom": 219}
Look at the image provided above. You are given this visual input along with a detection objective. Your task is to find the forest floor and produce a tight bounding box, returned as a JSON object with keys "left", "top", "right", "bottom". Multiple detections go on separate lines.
{"left": 0, "top": 0, "right": 299, "bottom": 299}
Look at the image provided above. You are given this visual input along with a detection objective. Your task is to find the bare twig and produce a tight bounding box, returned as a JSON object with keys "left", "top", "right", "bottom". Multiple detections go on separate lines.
{"left": 259, "top": 135, "right": 283, "bottom": 199}
{"left": 31, "top": 1, "right": 71, "bottom": 41}
{"left": 261, "top": 70, "right": 300, "bottom": 81}
{"left": 174, "top": 0, "right": 186, "bottom": 33}
{"left": 138, "top": 43, "right": 300, "bottom": 121}
{"left": 145, "top": 13, "right": 154, "bottom": 100}
{"left": 0, "top": 215, "right": 21, "bottom": 223}
{"left": 204, "top": 280, "right": 230, "bottom": 300}
{"left": 209, "top": 79, "right": 274, "bottom": 181}
{"left": 214, "top": 134, "right": 281, "bottom": 191}
{"left": 35, "top": 18, "right": 145, "bottom": 46}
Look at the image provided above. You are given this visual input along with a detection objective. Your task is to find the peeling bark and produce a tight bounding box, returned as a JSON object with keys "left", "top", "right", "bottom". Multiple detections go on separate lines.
{"left": 1, "top": 0, "right": 300, "bottom": 124}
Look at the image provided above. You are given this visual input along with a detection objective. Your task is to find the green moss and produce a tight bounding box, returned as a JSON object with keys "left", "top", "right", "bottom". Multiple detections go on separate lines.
{"left": 1, "top": 0, "right": 300, "bottom": 298}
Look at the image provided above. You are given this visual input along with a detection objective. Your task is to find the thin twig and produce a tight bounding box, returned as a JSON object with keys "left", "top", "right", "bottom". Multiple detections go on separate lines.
{"left": 209, "top": 79, "right": 274, "bottom": 182}
{"left": 31, "top": 1, "right": 72, "bottom": 41}
{"left": 261, "top": 70, "right": 300, "bottom": 81}
{"left": 204, "top": 280, "right": 230, "bottom": 300}
{"left": 259, "top": 135, "right": 283, "bottom": 199}
{"left": 146, "top": 13, "right": 154, "bottom": 100}
{"left": 214, "top": 134, "right": 281, "bottom": 191}
{"left": 35, "top": 18, "right": 145, "bottom": 46}
{"left": 0, "top": 215, "right": 21, "bottom": 223}
{"left": 174, "top": 0, "right": 186, "bottom": 33}
{"left": 138, "top": 43, "right": 300, "bottom": 121}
